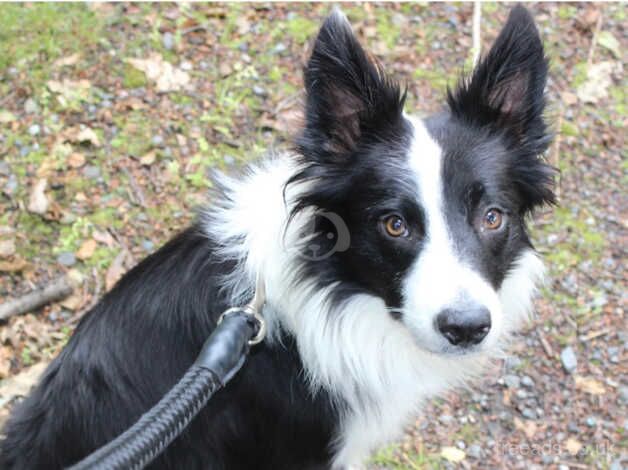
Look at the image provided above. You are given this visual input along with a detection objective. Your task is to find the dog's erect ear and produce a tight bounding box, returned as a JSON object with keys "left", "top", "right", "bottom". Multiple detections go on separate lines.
{"left": 448, "top": 6, "right": 548, "bottom": 151}
{"left": 298, "top": 9, "right": 405, "bottom": 162}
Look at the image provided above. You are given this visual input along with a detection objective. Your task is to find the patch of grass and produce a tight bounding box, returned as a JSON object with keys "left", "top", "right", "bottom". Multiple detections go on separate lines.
{"left": 111, "top": 111, "right": 155, "bottom": 157}
{"left": 376, "top": 11, "right": 400, "bottom": 50}
{"left": 0, "top": 4, "right": 102, "bottom": 85}
{"left": 285, "top": 15, "right": 318, "bottom": 45}
{"left": 560, "top": 120, "right": 578, "bottom": 137}
{"left": 413, "top": 68, "right": 451, "bottom": 92}
{"left": 558, "top": 5, "right": 577, "bottom": 20}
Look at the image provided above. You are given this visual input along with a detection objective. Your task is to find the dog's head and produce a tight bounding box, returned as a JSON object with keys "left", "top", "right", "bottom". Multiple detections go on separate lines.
{"left": 289, "top": 6, "right": 555, "bottom": 356}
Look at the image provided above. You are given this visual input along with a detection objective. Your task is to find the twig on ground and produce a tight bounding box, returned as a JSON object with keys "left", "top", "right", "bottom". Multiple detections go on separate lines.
{"left": 537, "top": 327, "right": 555, "bottom": 358}
{"left": 0, "top": 276, "right": 73, "bottom": 321}
{"left": 586, "top": 10, "right": 604, "bottom": 68}
{"left": 472, "top": 1, "right": 482, "bottom": 66}
{"left": 122, "top": 167, "right": 147, "bottom": 208}
{"left": 550, "top": 108, "right": 564, "bottom": 201}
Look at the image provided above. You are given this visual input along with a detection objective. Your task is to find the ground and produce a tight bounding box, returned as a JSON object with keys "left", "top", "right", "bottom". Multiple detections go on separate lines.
{"left": 0, "top": 3, "right": 625, "bottom": 469}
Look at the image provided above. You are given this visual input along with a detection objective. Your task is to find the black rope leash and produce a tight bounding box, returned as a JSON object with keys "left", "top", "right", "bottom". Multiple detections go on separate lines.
{"left": 68, "top": 309, "right": 260, "bottom": 470}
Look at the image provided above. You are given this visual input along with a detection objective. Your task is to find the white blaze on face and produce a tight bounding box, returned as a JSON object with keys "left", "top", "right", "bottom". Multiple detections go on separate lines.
{"left": 401, "top": 117, "right": 503, "bottom": 353}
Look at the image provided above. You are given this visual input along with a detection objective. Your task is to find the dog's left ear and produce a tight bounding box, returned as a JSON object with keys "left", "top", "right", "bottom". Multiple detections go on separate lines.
{"left": 448, "top": 6, "right": 548, "bottom": 153}
{"left": 298, "top": 9, "right": 405, "bottom": 163}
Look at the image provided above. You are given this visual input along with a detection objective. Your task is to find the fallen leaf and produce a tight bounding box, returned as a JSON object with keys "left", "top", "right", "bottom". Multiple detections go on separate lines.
{"left": 0, "top": 362, "right": 48, "bottom": 401}
{"left": 0, "top": 257, "right": 27, "bottom": 272}
{"left": 0, "top": 346, "right": 12, "bottom": 379}
{"left": 126, "top": 53, "right": 190, "bottom": 92}
{"left": 106, "top": 250, "right": 127, "bottom": 291}
{"left": 53, "top": 53, "right": 81, "bottom": 68}
{"left": 0, "top": 110, "right": 16, "bottom": 124}
{"left": 440, "top": 446, "right": 466, "bottom": 463}
{"left": 574, "top": 375, "right": 606, "bottom": 395}
{"left": 60, "top": 294, "right": 82, "bottom": 311}
{"left": 0, "top": 239, "right": 15, "bottom": 258}
{"left": 514, "top": 417, "right": 538, "bottom": 439}
{"left": 597, "top": 31, "right": 620, "bottom": 58}
{"left": 92, "top": 229, "right": 116, "bottom": 248}
{"left": 577, "top": 61, "right": 621, "bottom": 104}
{"left": 561, "top": 91, "right": 578, "bottom": 106}
{"left": 565, "top": 438, "right": 582, "bottom": 455}
{"left": 27, "top": 178, "right": 49, "bottom": 215}
{"left": 76, "top": 127, "right": 101, "bottom": 147}
{"left": 47, "top": 79, "right": 91, "bottom": 107}
{"left": 68, "top": 152, "right": 86, "bottom": 168}
{"left": 76, "top": 239, "right": 97, "bottom": 260}
{"left": 140, "top": 151, "right": 156, "bottom": 166}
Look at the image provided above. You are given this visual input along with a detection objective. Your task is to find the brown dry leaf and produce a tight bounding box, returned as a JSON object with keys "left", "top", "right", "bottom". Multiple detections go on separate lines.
{"left": 574, "top": 375, "right": 606, "bottom": 395}
{"left": 27, "top": 178, "right": 49, "bottom": 215}
{"left": 106, "top": 250, "right": 127, "bottom": 291}
{"left": 76, "top": 127, "right": 101, "bottom": 147}
{"left": 140, "top": 151, "right": 156, "bottom": 166}
{"left": 0, "top": 362, "right": 49, "bottom": 401}
{"left": 53, "top": 53, "right": 81, "bottom": 68}
{"left": 0, "top": 239, "right": 16, "bottom": 258}
{"left": 68, "top": 152, "right": 86, "bottom": 169}
{"left": 47, "top": 79, "right": 91, "bottom": 106}
{"left": 126, "top": 53, "right": 190, "bottom": 92}
{"left": 76, "top": 239, "right": 97, "bottom": 260}
{"left": 0, "top": 257, "right": 27, "bottom": 272}
{"left": 577, "top": 61, "right": 621, "bottom": 104}
{"left": 440, "top": 446, "right": 465, "bottom": 463}
{"left": 561, "top": 91, "right": 578, "bottom": 106}
{"left": 0, "top": 346, "right": 12, "bottom": 379}
{"left": 92, "top": 229, "right": 116, "bottom": 248}
{"left": 60, "top": 294, "right": 82, "bottom": 311}
{"left": 565, "top": 437, "right": 582, "bottom": 455}
{"left": 514, "top": 417, "right": 538, "bottom": 439}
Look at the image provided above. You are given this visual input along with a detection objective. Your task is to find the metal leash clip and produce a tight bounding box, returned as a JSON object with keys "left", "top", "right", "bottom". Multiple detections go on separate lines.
{"left": 217, "top": 273, "right": 266, "bottom": 346}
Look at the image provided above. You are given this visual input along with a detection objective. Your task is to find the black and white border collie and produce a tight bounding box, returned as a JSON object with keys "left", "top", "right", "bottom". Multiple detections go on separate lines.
{"left": 1, "top": 6, "right": 554, "bottom": 470}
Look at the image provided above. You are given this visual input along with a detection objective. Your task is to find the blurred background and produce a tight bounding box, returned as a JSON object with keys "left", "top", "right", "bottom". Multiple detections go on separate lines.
{"left": 0, "top": 3, "right": 625, "bottom": 469}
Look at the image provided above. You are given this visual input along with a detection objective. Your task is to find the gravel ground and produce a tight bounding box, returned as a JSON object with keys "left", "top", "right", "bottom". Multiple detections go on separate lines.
{"left": 0, "top": 3, "right": 625, "bottom": 469}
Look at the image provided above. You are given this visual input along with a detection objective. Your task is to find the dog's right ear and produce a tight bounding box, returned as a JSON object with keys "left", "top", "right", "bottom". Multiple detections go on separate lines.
{"left": 297, "top": 9, "right": 405, "bottom": 163}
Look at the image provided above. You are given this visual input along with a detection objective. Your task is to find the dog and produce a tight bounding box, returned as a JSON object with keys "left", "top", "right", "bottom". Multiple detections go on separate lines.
{"left": 0, "top": 6, "right": 554, "bottom": 469}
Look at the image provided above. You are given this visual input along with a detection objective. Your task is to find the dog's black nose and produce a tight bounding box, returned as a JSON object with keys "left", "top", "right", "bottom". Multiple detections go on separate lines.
{"left": 436, "top": 307, "right": 491, "bottom": 347}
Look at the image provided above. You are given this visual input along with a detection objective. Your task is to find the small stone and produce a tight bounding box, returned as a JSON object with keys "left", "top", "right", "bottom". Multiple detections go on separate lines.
{"left": 456, "top": 440, "right": 465, "bottom": 450}
{"left": 252, "top": 85, "right": 267, "bottom": 97}
{"left": 0, "top": 161, "right": 9, "bottom": 176}
{"left": 585, "top": 416, "right": 596, "bottom": 427}
{"left": 560, "top": 347, "right": 578, "bottom": 373}
{"left": 223, "top": 155, "right": 235, "bottom": 166}
{"left": 467, "top": 444, "right": 482, "bottom": 459}
{"left": 83, "top": 165, "right": 101, "bottom": 179}
{"left": 28, "top": 124, "right": 41, "bottom": 136}
{"left": 4, "top": 174, "right": 18, "bottom": 195}
{"left": 521, "top": 408, "right": 536, "bottom": 419}
{"left": 505, "top": 355, "right": 522, "bottom": 370}
{"left": 272, "top": 43, "right": 286, "bottom": 54}
{"left": 568, "top": 422, "right": 579, "bottom": 433}
{"left": 504, "top": 374, "right": 521, "bottom": 388}
{"left": 610, "top": 460, "right": 623, "bottom": 470}
{"left": 521, "top": 375, "right": 535, "bottom": 388}
{"left": 439, "top": 414, "right": 453, "bottom": 424}
{"left": 162, "top": 31, "right": 175, "bottom": 50}
{"left": 57, "top": 252, "right": 76, "bottom": 266}
{"left": 618, "top": 386, "right": 628, "bottom": 404}
{"left": 151, "top": 134, "right": 164, "bottom": 147}
{"left": 24, "top": 98, "right": 39, "bottom": 114}
{"left": 142, "top": 240, "right": 154, "bottom": 251}
{"left": 558, "top": 465, "right": 569, "bottom": 470}
{"left": 515, "top": 389, "right": 527, "bottom": 399}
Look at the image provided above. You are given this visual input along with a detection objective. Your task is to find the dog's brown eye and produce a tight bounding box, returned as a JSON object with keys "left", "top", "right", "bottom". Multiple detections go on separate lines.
{"left": 483, "top": 209, "right": 503, "bottom": 230}
{"left": 383, "top": 215, "right": 408, "bottom": 237}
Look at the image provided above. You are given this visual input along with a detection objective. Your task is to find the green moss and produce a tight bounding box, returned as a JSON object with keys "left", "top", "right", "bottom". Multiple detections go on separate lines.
{"left": 558, "top": 5, "right": 577, "bottom": 20}
{"left": 111, "top": 111, "right": 154, "bottom": 157}
{"left": 376, "top": 11, "right": 400, "bottom": 50}
{"left": 560, "top": 121, "right": 578, "bottom": 137}
{"left": 122, "top": 64, "right": 148, "bottom": 89}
